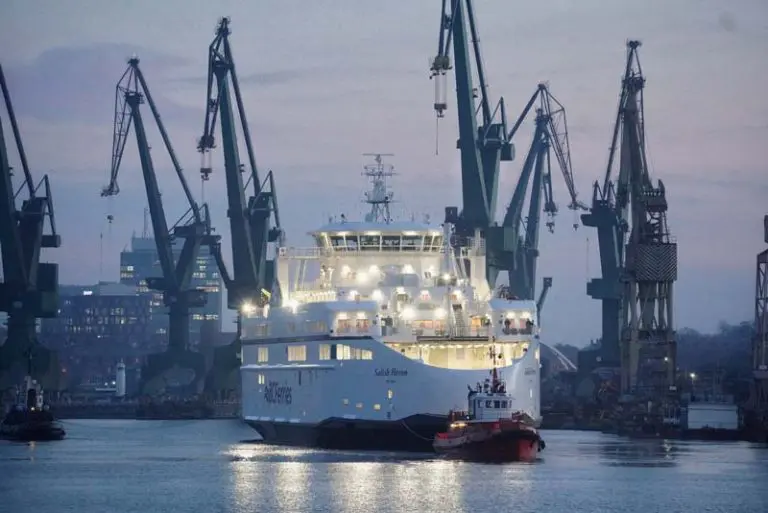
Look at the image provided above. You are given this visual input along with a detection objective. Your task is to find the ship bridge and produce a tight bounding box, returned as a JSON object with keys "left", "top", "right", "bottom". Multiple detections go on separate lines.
{"left": 312, "top": 220, "right": 444, "bottom": 253}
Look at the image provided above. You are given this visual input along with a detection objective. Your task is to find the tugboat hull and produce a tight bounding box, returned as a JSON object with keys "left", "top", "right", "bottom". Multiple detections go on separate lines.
{"left": 1, "top": 410, "right": 66, "bottom": 442}
{"left": 435, "top": 426, "right": 542, "bottom": 462}
{"left": 0, "top": 422, "right": 66, "bottom": 442}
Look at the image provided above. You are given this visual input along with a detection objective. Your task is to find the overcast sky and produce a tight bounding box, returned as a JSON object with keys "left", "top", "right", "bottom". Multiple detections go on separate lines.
{"left": 1, "top": 0, "right": 766, "bottom": 345}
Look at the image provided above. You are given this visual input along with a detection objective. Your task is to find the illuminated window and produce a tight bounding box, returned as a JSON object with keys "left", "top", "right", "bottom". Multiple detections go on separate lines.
{"left": 319, "top": 344, "right": 331, "bottom": 360}
{"left": 373, "top": 404, "right": 381, "bottom": 410}
{"left": 337, "top": 319, "right": 352, "bottom": 334}
{"left": 355, "top": 402, "right": 363, "bottom": 409}
{"left": 355, "top": 318, "right": 370, "bottom": 332}
{"left": 362, "top": 349, "right": 373, "bottom": 360}
{"left": 257, "top": 347, "right": 268, "bottom": 363}
{"left": 287, "top": 345, "right": 307, "bottom": 362}
{"left": 387, "top": 389, "right": 393, "bottom": 400}
{"left": 258, "top": 374, "right": 265, "bottom": 385}
{"left": 343, "top": 398, "right": 349, "bottom": 405}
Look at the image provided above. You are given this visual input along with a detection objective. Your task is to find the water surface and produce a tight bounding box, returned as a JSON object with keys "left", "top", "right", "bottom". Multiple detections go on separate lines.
{"left": 1, "top": 420, "right": 766, "bottom": 512}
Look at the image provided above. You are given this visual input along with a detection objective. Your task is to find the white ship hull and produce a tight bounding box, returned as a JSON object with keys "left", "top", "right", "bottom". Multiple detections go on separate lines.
{"left": 239, "top": 155, "right": 542, "bottom": 451}
{"left": 241, "top": 335, "right": 541, "bottom": 451}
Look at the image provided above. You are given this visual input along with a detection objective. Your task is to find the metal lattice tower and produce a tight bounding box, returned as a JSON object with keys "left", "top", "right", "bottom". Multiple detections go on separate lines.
{"left": 362, "top": 153, "right": 396, "bottom": 224}
{"left": 616, "top": 42, "right": 678, "bottom": 400}
{"left": 752, "top": 214, "right": 768, "bottom": 417}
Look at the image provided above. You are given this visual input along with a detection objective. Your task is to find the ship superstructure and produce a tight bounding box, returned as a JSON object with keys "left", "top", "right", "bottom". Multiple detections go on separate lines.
{"left": 239, "top": 155, "right": 541, "bottom": 451}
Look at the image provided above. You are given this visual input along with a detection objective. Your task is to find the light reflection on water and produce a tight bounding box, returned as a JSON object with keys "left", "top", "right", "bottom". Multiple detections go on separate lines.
{"left": 1, "top": 420, "right": 766, "bottom": 513}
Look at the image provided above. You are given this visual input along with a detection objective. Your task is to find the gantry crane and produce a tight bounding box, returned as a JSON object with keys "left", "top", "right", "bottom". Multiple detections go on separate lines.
{"left": 581, "top": 41, "right": 677, "bottom": 404}
{"left": 430, "top": 0, "right": 514, "bottom": 286}
{"left": 501, "top": 83, "right": 587, "bottom": 319}
{"left": 749, "top": 215, "right": 768, "bottom": 433}
{"left": 0, "top": 63, "right": 61, "bottom": 389}
{"left": 102, "top": 57, "right": 213, "bottom": 394}
{"left": 198, "top": 17, "right": 282, "bottom": 315}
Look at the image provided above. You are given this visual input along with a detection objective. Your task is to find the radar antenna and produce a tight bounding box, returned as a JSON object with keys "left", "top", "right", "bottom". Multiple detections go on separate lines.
{"left": 362, "top": 153, "right": 396, "bottom": 224}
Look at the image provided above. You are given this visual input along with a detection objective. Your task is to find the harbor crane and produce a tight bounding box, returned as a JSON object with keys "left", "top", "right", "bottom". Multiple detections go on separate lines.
{"left": 430, "top": 1, "right": 586, "bottom": 293}
{"left": 501, "top": 83, "right": 587, "bottom": 319}
{"left": 430, "top": 0, "right": 514, "bottom": 286}
{"left": 0, "top": 63, "right": 61, "bottom": 389}
{"left": 197, "top": 18, "right": 283, "bottom": 394}
{"left": 102, "top": 57, "right": 213, "bottom": 394}
{"left": 197, "top": 17, "right": 282, "bottom": 315}
{"left": 581, "top": 41, "right": 677, "bottom": 406}
{"left": 748, "top": 215, "right": 768, "bottom": 435}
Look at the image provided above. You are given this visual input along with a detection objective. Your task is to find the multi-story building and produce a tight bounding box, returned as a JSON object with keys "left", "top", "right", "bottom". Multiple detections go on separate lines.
{"left": 119, "top": 236, "right": 223, "bottom": 341}
{"left": 40, "top": 282, "right": 157, "bottom": 389}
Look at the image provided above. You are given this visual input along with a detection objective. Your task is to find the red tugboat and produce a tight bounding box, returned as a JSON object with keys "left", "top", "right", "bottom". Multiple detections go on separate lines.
{"left": 433, "top": 365, "right": 544, "bottom": 462}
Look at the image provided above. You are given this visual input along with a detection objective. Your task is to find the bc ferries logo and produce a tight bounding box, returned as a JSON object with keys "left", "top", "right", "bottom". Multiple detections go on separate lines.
{"left": 375, "top": 368, "right": 408, "bottom": 377}
{"left": 264, "top": 381, "right": 292, "bottom": 405}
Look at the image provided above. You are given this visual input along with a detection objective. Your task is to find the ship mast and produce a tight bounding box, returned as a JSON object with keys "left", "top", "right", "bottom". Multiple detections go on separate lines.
{"left": 362, "top": 153, "right": 396, "bottom": 224}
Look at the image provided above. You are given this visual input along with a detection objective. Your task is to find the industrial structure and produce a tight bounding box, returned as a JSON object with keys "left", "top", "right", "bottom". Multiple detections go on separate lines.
{"left": 196, "top": 18, "right": 283, "bottom": 393}
{"left": 581, "top": 41, "right": 678, "bottom": 415}
{"left": 119, "top": 231, "right": 223, "bottom": 337}
{"left": 501, "top": 83, "right": 587, "bottom": 317}
{"left": 430, "top": 0, "right": 585, "bottom": 310}
{"left": 101, "top": 57, "right": 215, "bottom": 395}
{"left": 430, "top": 0, "right": 513, "bottom": 287}
{"left": 749, "top": 215, "right": 768, "bottom": 436}
{"left": 0, "top": 63, "right": 62, "bottom": 390}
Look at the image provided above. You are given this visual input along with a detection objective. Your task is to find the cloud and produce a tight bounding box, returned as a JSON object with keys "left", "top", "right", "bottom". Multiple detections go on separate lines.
{"left": 3, "top": 43, "right": 198, "bottom": 125}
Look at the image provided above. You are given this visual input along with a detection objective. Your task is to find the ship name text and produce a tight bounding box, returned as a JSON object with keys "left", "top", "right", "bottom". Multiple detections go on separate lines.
{"left": 375, "top": 368, "right": 408, "bottom": 377}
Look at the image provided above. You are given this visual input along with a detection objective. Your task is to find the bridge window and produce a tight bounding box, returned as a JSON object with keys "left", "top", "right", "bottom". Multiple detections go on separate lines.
{"left": 257, "top": 347, "right": 269, "bottom": 363}
{"left": 359, "top": 235, "right": 380, "bottom": 250}
{"left": 287, "top": 345, "right": 306, "bottom": 362}
{"left": 382, "top": 235, "right": 400, "bottom": 250}
{"left": 402, "top": 235, "right": 421, "bottom": 251}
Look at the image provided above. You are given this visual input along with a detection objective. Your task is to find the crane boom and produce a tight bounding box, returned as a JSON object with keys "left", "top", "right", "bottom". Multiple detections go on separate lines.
{"left": 582, "top": 41, "right": 677, "bottom": 406}
{"left": 197, "top": 17, "right": 282, "bottom": 311}
{"left": 101, "top": 57, "right": 210, "bottom": 357}
{"left": 431, "top": 0, "right": 514, "bottom": 286}
{"left": 498, "top": 84, "right": 586, "bottom": 304}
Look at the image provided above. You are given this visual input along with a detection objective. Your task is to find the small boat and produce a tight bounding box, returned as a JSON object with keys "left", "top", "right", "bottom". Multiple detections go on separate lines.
{"left": 1, "top": 374, "right": 66, "bottom": 442}
{"left": 433, "top": 363, "right": 544, "bottom": 462}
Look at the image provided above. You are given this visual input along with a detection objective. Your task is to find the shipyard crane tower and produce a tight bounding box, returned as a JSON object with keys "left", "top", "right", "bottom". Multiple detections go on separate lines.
{"left": 749, "top": 215, "right": 768, "bottom": 434}
{"left": 197, "top": 18, "right": 282, "bottom": 394}
{"left": 581, "top": 41, "right": 677, "bottom": 405}
{"left": 102, "top": 57, "right": 214, "bottom": 396}
{"left": 198, "top": 17, "right": 282, "bottom": 313}
{"left": 0, "top": 63, "right": 61, "bottom": 390}
{"left": 430, "top": 0, "right": 514, "bottom": 287}
{"left": 500, "top": 83, "right": 587, "bottom": 319}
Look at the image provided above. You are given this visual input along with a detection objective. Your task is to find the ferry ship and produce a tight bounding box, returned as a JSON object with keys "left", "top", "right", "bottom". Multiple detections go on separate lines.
{"left": 240, "top": 154, "right": 541, "bottom": 451}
